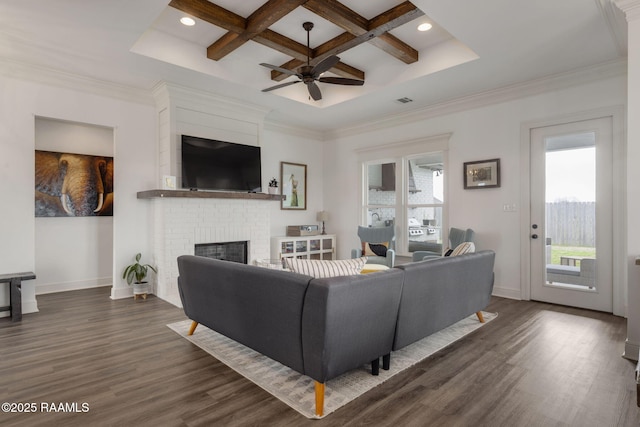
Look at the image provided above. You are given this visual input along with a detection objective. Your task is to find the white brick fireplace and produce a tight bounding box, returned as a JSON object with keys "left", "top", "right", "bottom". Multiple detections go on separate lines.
{"left": 147, "top": 83, "right": 275, "bottom": 307}
{"left": 150, "top": 195, "right": 271, "bottom": 307}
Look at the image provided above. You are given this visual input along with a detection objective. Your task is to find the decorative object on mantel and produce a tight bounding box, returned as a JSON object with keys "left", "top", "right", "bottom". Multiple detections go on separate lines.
{"left": 317, "top": 211, "right": 329, "bottom": 235}
{"left": 463, "top": 158, "right": 500, "bottom": 189}
{"left": 122, "top": 253, "right": 157, "bottom": 300}
{"left": 162, "top": 175, "right": 176, "bottom": 190}
{"left": 268, "top": 177, "right": 279, "bottom": 195}
{"left": 281, "top": 162, "right": 307, "bottom": 210}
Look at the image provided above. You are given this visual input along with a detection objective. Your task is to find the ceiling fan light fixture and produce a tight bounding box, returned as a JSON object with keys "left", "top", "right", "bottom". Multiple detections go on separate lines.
{"left": 417, "top": 22, "right": 433, "bottom": 32}
{"left": 180, "top": 16, "right": 196, "bottom": 26}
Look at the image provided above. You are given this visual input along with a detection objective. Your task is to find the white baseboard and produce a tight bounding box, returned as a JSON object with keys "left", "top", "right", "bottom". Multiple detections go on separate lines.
{"left": 36, "top": 278, "right": 112, "bottom": 295}
{"left": 0, "top": 298, "right": 39, "bottom": 317}
{"left": 492, "top": 286, "right": 522, "bottom": 300}
{"left": 624, "top": 339, "right": 640, "bottom": 361}
{"left": 110, "top": 286, "right": 134, "bottom": 300}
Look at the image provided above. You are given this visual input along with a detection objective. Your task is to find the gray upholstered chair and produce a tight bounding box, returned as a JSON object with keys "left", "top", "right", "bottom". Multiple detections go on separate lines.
{"left": 351, "top": 225, "right": 396, "bottom": 268}
{"left": 412, "top": 227, "right": 475, "bottom": 262}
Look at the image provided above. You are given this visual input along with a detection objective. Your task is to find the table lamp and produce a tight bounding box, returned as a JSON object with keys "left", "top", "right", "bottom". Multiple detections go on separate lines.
{"left": 317, "top": 211, "right": 329, "bottom": 235}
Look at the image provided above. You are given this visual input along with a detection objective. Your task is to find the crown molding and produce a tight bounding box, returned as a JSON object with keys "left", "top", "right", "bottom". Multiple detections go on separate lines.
{"left": 598, "top": 0, "right": 628, "bottom": 55}
{"left": 325, "top": 58, "right": 627, "bottom": 140}
{"left": 615, "top": 0, "right": 640, "bottom": 21}
{"left": 263, "top": 120, "right": 325, "bottom": 141}
{"left": 0, "top": 59, "right": 155, "bottom": 106}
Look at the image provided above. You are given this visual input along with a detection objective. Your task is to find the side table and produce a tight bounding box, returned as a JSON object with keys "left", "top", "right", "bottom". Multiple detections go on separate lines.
{"left": 0, "top": 272, "right": 36, "bottom": 321}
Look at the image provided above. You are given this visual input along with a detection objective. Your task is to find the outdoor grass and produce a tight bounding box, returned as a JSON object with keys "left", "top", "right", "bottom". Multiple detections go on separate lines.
{"left": 549, "top": 245, "right": 596, "bottom": 265}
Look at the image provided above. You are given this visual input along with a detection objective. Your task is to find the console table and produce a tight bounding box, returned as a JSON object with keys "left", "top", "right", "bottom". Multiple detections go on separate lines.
{"left": 0, "top": 272, "right": 36, "bottom": 321}
{"left": 272, "top": 234, "right": 336, "bottom": 262}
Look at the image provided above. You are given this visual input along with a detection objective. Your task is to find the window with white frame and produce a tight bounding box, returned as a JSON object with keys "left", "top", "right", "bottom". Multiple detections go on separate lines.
{"left": 363, "top": 151, "right": 446, "bottom": 256}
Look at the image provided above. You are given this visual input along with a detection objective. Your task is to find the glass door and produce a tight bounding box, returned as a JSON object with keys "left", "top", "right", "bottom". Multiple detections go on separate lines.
{"left": 530, "top": 118, "right": 613, "bottom": 312}
{"left": 407, "top": 153, "right": 445, "bottom": 256}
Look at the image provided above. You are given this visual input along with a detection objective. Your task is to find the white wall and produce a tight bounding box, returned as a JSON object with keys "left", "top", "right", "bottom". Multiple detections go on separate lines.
{"left": 0, "top": 73, "right": 157, "bottom": 313}
{"left": 617, "top": 0, "right": 640, "bottom": 360}
{"left": 261, "top": 125, "right": 325, "bottom": 241}
{"left": 34, "top": 118, "right": 114, "bottom": 294}
{"left": 324, "top": 74, "right": 627, "bottom": 300}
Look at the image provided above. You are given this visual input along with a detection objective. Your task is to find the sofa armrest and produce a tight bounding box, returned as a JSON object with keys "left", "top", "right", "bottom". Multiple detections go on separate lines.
{"left": 351, "top": 248, "right": 362, "bottom": 258}
{"left": 301, "top": 268, "right": 404, "bottom": 383}
{"left": 177, "top": 255, "right": 312, "bottom": 373}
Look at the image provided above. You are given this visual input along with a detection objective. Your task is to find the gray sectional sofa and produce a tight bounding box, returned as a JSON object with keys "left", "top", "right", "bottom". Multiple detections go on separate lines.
{"left": 176, "top": 250, "right": 495, "bottom": 417}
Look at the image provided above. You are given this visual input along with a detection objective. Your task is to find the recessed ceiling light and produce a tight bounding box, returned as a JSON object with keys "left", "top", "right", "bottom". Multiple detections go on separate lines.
{"left": 180, "top": 16, "right": 196, "bottom": 26}
{"left": 417, "top": 23, "right": 433, "bottom": 32}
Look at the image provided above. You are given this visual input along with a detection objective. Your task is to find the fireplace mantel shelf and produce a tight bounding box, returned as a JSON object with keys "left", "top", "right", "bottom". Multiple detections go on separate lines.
{"left": 137, "top": 189, "right": 285, "bottom": 201}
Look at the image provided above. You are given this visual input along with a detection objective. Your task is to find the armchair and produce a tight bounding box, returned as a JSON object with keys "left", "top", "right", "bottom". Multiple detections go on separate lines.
{"left": 412, "top": 227, "right": 475, "bottom": 262}
{"left": 351, "top": 225, "right": 396, "bottom": 268}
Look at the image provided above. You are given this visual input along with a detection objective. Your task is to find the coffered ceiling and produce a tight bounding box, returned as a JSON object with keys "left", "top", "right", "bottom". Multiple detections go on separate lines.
{"left": 0, "top": 0, "right": 629, "bottom": 133}
{"left": 133, "top": 0, "right": 475, "bottom": 107}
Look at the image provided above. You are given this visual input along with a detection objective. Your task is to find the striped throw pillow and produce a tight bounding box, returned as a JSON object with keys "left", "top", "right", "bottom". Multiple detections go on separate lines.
{"left": 285, "top": 257, "right": 367, "bottom": 278}
{"left": 450, "top": 242, "right": 475, "bottom": 256}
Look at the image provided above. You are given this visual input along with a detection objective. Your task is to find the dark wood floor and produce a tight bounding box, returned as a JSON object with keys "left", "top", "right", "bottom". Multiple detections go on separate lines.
{"left": 1, "top": 287, "right": 638, "bottom": 427}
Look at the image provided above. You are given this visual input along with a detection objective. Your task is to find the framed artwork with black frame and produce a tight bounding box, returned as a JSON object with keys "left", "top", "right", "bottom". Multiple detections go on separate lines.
{"left": 463, "top": 158, "right": 500, "bottom": 189}
{"left": 281, "top": 162, "right": 307, "bottom": 210}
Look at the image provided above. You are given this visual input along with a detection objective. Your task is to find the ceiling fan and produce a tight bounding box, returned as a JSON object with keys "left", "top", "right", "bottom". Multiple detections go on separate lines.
{"left": 260, "top": 22, "right": 364, "bottom": 101}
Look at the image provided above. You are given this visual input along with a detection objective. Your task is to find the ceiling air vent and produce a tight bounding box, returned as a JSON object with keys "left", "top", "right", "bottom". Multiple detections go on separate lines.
{"left": 396, "top": 97, "right": 413, "bottom": 104}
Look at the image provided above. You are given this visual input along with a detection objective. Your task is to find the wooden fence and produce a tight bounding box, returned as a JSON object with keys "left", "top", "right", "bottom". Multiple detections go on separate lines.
{"left": 546, "top": 201, "right": 595, "bottom": 247}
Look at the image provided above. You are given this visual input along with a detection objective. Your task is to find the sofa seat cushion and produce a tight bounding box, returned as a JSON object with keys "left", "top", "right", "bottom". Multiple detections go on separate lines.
{"left": 546, "top": 264, "right": 580, "bottom": 276}
{"left": 285, "top": 257, "right": 368, "bottom": 278}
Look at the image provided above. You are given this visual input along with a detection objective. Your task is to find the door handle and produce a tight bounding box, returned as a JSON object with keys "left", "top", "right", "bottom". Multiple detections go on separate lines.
{"left": 531, "top": 234, "right": 538, "bottom": 239}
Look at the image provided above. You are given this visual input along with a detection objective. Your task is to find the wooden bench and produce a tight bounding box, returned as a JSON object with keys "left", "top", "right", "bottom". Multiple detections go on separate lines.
{"left": 0, "top": 272, "right": 36, "bottom": 321}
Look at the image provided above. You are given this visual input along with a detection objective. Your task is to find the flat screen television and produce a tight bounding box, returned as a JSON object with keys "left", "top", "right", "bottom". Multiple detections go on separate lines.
{"left": 181, "top": 135, "right": 262, "bottom": 192}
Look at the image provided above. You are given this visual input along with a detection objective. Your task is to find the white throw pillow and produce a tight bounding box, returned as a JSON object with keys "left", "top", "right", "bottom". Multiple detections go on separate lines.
{"left": 285, "top": 257, "right": 367, "bottom": 278}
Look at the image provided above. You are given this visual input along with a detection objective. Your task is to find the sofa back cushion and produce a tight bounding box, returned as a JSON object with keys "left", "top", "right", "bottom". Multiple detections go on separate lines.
{"left": 393, "top": 250, "right": 495, "bottom": 350}
{"left": 302, "top": 268, "right": 405, "bottom": 382}
{"left": 285, "top": 257, "right": 367, "bottom": 278}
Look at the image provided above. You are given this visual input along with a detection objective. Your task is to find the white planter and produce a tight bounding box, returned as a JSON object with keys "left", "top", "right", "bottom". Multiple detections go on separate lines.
{"left": 268, "top": 187, "right": 278, "bottom": 195}
{"left": 133, "top": 282, "right": 149, "bottom": 299}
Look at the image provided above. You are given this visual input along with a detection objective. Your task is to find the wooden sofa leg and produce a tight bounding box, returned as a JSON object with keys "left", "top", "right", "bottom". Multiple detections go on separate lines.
{"left": 476, "top": 311, "right": 485, "bottom": 323}
{"left": 188, "top": 321, "right": 199, "bottom": 336}
{"left": 315, "top": 381, "right": 325, "bottom": 417}
{"left": 371, "top": 358, "right": 380, "bottom": 376}
{"left": 382, "top": 353, "right": 390, "bottom": 370}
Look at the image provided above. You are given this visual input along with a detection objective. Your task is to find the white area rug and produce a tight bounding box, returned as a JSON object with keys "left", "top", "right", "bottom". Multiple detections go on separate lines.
{"left": 168, "top": 312, "right": 497, "bottom": 419}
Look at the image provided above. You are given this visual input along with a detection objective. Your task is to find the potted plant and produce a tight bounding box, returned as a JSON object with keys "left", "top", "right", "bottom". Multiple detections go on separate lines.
{"left": 268, "top": 177, "right": 278, "bottom": 194}
{"left": 122, "top": 253, "right": 157, "bottom": 299}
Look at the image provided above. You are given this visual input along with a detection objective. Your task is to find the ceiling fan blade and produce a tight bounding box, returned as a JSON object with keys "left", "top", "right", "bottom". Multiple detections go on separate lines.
{"left": 311, "top": 55, "right": 340, "bottom": 76}
{"left": 259, "top": 63, "right": 301, "bottom": 78}
{"left": 262, "top": 80, "right": 301, "bottom": 92}
{"left": 306, "top": 81, "right": 322, "bottom": 101}
{"left": 318, "top": 76, "right": 365, "bottom": 86}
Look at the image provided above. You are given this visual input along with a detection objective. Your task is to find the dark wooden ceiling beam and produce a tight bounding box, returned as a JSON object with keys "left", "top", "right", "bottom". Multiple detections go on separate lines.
{"left": 169, "top": 0, "right": 365, "bottom": 80}
{"left": 270, "top": 58, "right": 364, "bottom": 81}
{"left": 169, "top": 0, "right": 423, "bottom": 83}
{"left": 207, "top": 0, "right": 311, "bottom": 61}
{"left": 304, "top": 0, "right": 419, "bottom": 64}
{"left": 270, "top": 1, "right": 423, "bottom": 81}
{"left": 168, "top": 0, "right": 245, "bottom": 33}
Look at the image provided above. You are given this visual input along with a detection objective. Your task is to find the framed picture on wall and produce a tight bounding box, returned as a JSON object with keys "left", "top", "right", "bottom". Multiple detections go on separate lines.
{"left": 35, "top": 150, "right": 114, "bottom": 216}
{"left": 463, "top": 158, "right": 500, "bottom": 189}
{"left": 281, "top": 162, "right": 307, "bottom": 210}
